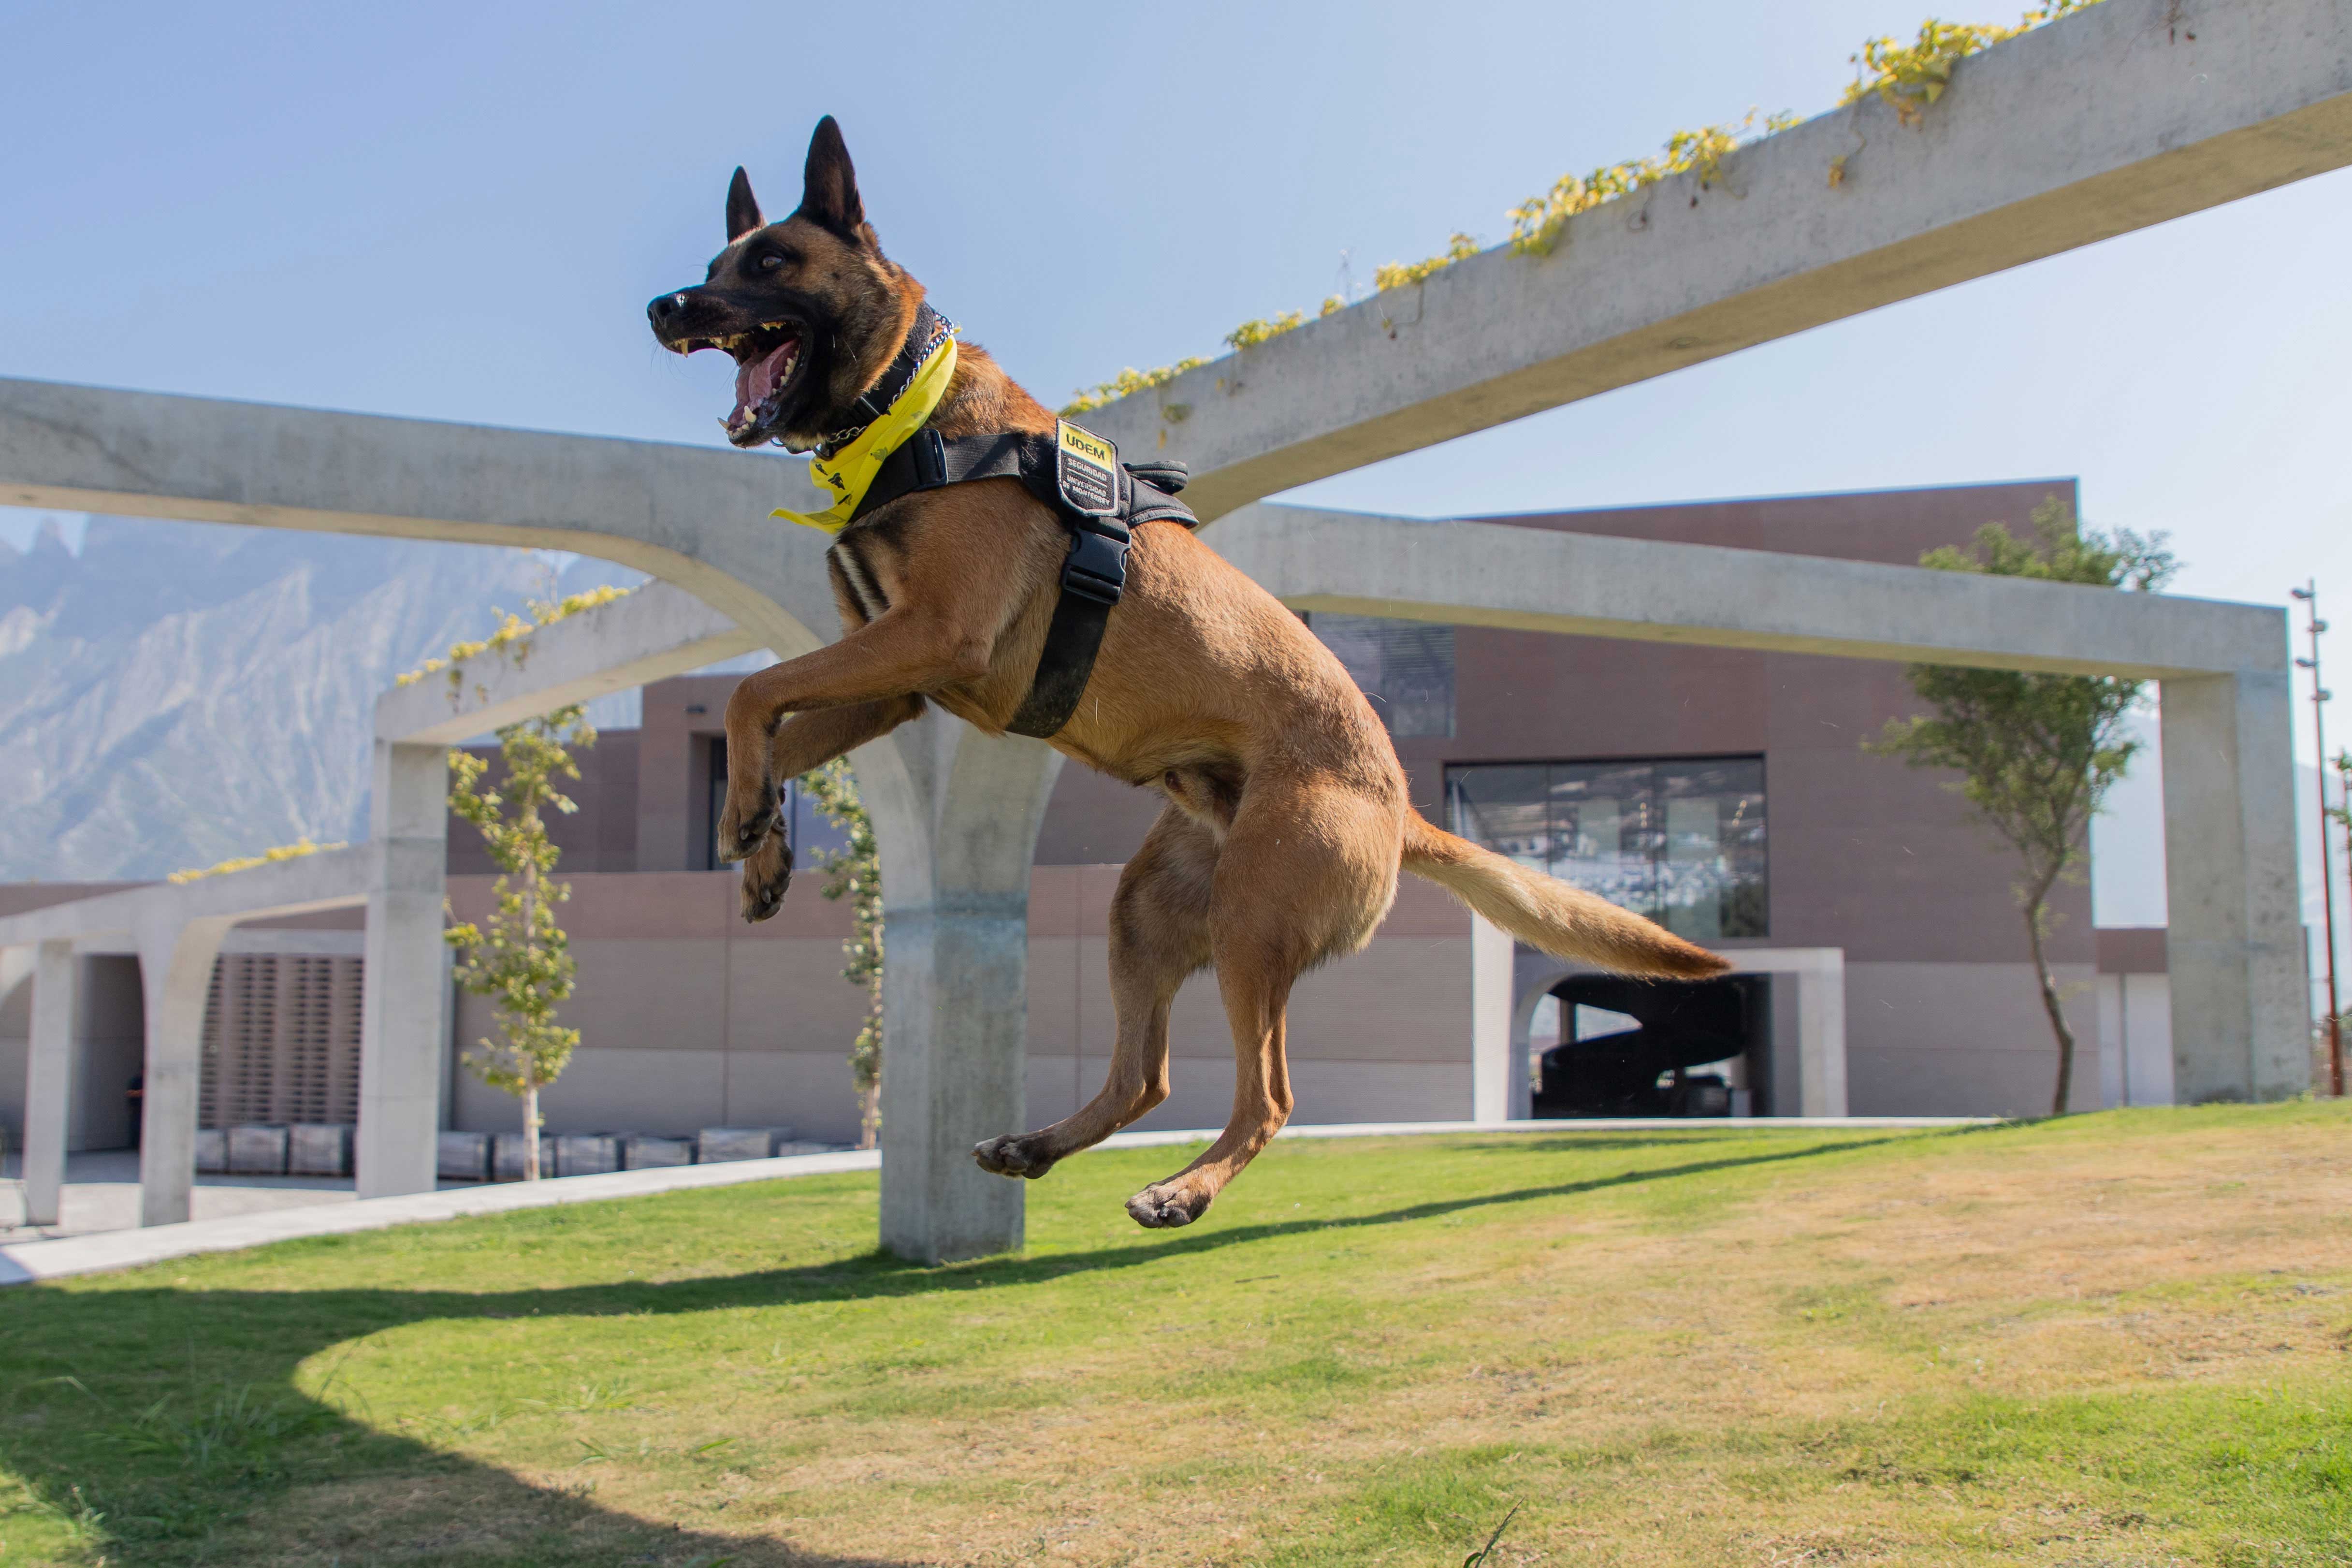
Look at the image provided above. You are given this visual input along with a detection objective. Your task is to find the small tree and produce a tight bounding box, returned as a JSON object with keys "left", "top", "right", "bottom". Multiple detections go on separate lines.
{"left": 799, "top": 759, "right": 884, "bottom": 1149}
{"left": 445, "top": 705, "right": 596, "bottom": 1179}
{"left": 1866, "top": 498, "right": 2176, "bottom": 1117}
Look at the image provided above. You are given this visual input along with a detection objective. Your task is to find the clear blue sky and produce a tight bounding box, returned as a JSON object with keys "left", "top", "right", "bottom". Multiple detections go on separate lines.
{"left": 5, "top": 0, "right": 2350, "bottom": 752}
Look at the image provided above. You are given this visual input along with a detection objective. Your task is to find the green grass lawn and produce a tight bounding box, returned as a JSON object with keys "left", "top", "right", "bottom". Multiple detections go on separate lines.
{"left": 2, "top": 1104, "right": 2349, "bottom": 1566}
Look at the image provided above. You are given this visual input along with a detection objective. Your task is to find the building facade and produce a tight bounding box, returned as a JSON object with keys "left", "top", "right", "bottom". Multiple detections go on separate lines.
{"left": 2, "top": 480, "right": 2154, "bottom": 1155}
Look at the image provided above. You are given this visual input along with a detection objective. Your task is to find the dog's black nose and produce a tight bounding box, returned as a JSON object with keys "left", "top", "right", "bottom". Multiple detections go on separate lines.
{"left": 647, "top": 292, "right": 686, "bottom": 326}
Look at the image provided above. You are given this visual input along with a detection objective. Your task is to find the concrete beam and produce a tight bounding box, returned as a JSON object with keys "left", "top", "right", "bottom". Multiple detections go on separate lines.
{"left": 1213, "top": 505, "right": 2288, "bottom": 679}
{"left": 0, "top": 377, "right": 840, "bottom": 660}
{"left": 375, "top": 582, "right": 755, "bottom": 745}
{"left": 0, "top": 844, "right": 375, "bottom": 950}
{"left": 1081, "top": 0, "right": 2352, "bottom": 519}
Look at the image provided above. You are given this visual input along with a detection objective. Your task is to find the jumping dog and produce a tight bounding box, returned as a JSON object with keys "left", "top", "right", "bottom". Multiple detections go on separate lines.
{"left": 647, "top": 117, "right": 1729, "bottom": 1229}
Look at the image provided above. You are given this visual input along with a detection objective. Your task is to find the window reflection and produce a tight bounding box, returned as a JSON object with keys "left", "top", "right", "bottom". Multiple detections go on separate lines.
{"left": 1445, "top": 756, "right": 1767, "bottom": 939}
{"left": 1306, "top": 613, "right": 1455, "bottom": 739}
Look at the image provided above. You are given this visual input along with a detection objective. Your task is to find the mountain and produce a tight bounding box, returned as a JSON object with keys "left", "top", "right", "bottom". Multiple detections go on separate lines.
{"left": 0, "top": 514, "right": 640, "bottom": 881}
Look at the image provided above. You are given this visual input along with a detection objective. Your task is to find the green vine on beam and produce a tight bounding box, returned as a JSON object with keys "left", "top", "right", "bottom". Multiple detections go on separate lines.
{"left": 168, "top": 837, "right": 345, "bottom": 884}
{"left": 1843, "top": 0, "right": 2106, "bottom": 126}
{"left": 392, "top": 585, "right": 633, "bottom": 710}
{"left": 1506, "top": 111, "right": 1800, "bottom": 258}
{"left": 1057, "top": 0, "right": 2109, "bottom": 419}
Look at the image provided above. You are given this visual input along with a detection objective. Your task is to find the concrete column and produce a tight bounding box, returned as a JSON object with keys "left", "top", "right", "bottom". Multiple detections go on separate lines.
{"left": 135, "top": 913, "right": 234, "bottom": 1227}
{"left": 357, "top": 740, "right": 451, "bottom": 1199}
{"left": 1469, "top": 916, "right": 1515, "bottom": 1125}
{"left": 1792, "top": 949, "right": 1849, "bottom": 1118}
{"left": 20, "top": 940, "right": 76, "bottom": 1226}
{"left": 2159, "top": 672, "right": 2307, "bottom": 1101}
{"left": 871, "top": 711, "right": 1062, "bottom": 1264}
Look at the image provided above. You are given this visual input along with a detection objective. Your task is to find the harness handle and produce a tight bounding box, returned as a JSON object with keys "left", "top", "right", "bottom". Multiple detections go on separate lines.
{"left": 1122, "top": 459, "right": 1189, "bottom": 494}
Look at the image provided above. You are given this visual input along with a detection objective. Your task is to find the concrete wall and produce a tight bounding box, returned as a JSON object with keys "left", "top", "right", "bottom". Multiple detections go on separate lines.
{"left": 446, "top": 867, "right": 1484, "bottom": 1146}
{"left": 444, "top": 870, "right": 872, "bottom": 1143}
{"left": 1025, "top": 868, "right": 1479, "bottom": 1135}
{"left": 1039, "top": 481, "right": 2097, "bottom": 975}
{"left": 441, "top": 675, "right": 743, "bottom": 877}
{"left": 2095, "top": 926, "right": 2176, "bottom": 1109}
{"left": 1845, "top": 960, "right": 2099, "bottom": 1118}
{"left": 2, "top": 480, "right": 2153, "bottom": 1139}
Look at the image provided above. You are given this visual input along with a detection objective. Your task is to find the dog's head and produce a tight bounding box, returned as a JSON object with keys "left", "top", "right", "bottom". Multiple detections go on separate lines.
{"left": 647, "top": 117, "right": 921, "bottom": 450}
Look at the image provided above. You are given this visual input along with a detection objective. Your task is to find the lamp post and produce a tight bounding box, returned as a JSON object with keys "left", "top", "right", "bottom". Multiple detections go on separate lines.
{"left": 2292, "top": 582, "right": 2343, "bottom": 1097}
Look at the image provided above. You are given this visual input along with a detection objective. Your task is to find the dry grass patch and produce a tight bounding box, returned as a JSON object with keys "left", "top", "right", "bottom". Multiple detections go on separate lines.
{"left": 2, "top": 1106, "right": 2348, "bottom": 1565}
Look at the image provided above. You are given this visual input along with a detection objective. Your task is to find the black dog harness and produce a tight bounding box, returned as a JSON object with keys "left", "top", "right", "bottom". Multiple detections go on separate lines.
{"left": 842, "top": 406, "right": 1198, "bottom": 739}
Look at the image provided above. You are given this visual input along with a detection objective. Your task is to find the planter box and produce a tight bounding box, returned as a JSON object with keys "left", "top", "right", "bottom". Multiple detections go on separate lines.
{"left": 697, "top": 1127, "right": 793, "bottom": 1163}
{"left": 492, "top": 1132, "right": 548, "bottom": 1181}
{"left": 226, "top": 1124, "right": 289, "bottom": 1176}
{"left": 772, "top": 1140, "right": 842, "bottom": 1158}
{"left": 287, "top": 1123, "right": 352, "bottom": 1177}
{"left": 194, "top": 1128, "right": 229, "bottom": 1174}
{"left": 437, "top": 1131, "right": 491, "bottom": 1182}
{"left": 552, "top": 1133, "right": 620, "bottom": 1176}
{"left": 622, "top": 1135, "right": 694, "bottom": 1170}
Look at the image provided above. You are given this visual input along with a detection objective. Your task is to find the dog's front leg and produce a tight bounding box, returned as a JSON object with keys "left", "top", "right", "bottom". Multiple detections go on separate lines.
{"left": 716, "top": 610, "right": 987, "bottom": 864}
{"left": 736, "top": 695, "right": 927, "bottom": 922}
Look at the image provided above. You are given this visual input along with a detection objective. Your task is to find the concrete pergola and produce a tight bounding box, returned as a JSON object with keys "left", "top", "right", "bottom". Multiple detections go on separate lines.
{"left": 2, "top": 0, "right": 2341, "bottom": 1259}
{"left": 0, "top": 846, "right": 376, "bottom": 1228}
{"left": 0, "top": 584, "right": 758, "bottom": 1228}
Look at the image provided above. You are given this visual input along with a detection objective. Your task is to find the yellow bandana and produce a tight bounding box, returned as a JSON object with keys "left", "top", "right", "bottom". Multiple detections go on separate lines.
{"left": 769, "top": 335, "right": 960, "bottom": 534}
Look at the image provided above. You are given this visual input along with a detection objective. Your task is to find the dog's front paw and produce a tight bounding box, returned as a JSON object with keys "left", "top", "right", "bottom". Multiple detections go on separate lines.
{"left": 973, "top": 1134, "right": 1058, "bottom": 1180}
{"left": 1125, "top": 1180, "right": 1212, "bottom": 1229}
{"left": 714, "top": 783, "right": 779, "bottom": 865}
{"left": 740, "top": 835, "right": 794, "bottom": 923}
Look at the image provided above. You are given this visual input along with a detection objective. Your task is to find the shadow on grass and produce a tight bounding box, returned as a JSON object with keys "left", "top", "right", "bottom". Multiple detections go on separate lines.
{"left": 1, "top": 1134, "right": 1884, "bottom": 1565}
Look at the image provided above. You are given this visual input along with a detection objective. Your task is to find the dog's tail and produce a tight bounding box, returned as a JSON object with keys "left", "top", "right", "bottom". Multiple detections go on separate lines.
{"left": 1401, "top": 814, "right": 1732, "bottom": 980}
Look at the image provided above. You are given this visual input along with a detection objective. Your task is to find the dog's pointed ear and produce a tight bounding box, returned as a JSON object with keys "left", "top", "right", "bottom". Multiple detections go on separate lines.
{"left": 799, "top": 116, "right": 864, "bottom": 236}
{"left": 726, "top": 166, "right": 763, "bottom": 242}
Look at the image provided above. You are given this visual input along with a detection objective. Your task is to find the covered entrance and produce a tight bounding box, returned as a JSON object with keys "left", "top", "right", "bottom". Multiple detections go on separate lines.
{"left": 1536, "top": 974, "right": 1772, "bottom": 1118}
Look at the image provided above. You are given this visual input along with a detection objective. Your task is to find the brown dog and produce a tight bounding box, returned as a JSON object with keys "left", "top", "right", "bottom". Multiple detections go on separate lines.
{"left": 648, "top": 118, "right": 1729, "bottom": 1229}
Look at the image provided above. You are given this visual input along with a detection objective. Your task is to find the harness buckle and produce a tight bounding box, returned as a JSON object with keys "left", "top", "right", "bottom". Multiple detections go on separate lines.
{"left": 912, "top": 428, "right": 946, "bottom": 489}
{"left": 1062, "top": 527, "right": 1129, "bottom": 606}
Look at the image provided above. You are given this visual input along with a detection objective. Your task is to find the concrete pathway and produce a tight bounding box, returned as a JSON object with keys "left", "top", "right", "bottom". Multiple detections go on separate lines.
{"left": 0, "top": 1117, "right": 1989, "bottom": 1285}
{"left": 0, "top": 1150, "right": 374, "bottom": 1242}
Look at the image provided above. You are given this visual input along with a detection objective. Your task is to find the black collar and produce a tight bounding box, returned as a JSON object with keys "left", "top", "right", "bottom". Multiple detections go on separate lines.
{"left": 815, "top": 301, "right": 954, "bottom": 458}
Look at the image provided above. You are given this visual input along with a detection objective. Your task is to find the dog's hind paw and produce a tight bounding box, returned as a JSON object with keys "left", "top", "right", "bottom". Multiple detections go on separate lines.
{"left": 972, "top": 1134, "right": 1058, "bottom": 1180}
{"left": 1125, "top": 1182, "right": 1210, "bottom": 1229}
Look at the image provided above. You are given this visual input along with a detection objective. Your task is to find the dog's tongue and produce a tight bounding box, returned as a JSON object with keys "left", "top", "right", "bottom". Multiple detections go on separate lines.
{"left": 728, "top": 338, "right": 799, "bottom": 432}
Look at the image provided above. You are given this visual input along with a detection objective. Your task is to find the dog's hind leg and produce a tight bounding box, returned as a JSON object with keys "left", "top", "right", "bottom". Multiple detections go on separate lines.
{"left": 737, "top": 695, "right": 925, "bottom": 923}
{"left": 1124, "top": 777, "right": 1399, "bottom": 1229}
{"left": 973, "top": 803, "right": 1216, "bottom": 1180}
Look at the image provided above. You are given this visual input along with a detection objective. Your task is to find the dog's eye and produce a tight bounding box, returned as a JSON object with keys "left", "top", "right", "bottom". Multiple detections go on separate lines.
{"left": 759, "top": 254, "right": 784, "bottom": 271}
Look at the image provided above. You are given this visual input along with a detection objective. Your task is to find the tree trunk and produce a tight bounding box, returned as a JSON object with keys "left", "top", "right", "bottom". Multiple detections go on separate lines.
{"left": 857, "top": 1076, "right": 880, "bottom": 1151}
{"left": 522, "top": 792, "right": 542, "bottom": 1180}
{"left": 2024, "top": 888, "right": 2077, "bottom": 1116}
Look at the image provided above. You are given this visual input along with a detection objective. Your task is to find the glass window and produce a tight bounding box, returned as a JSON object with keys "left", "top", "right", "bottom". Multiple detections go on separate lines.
{"left": 1444, "top": 756, "right": 1767, "bottom": 938}
{"left": 1306, "top": 613, "right": 1455, "bottom": 738}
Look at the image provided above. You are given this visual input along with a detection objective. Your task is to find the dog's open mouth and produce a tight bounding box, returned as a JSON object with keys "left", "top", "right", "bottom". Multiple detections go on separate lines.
{"left": 676, "top": 321, "right": 805, "bottom": 444}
